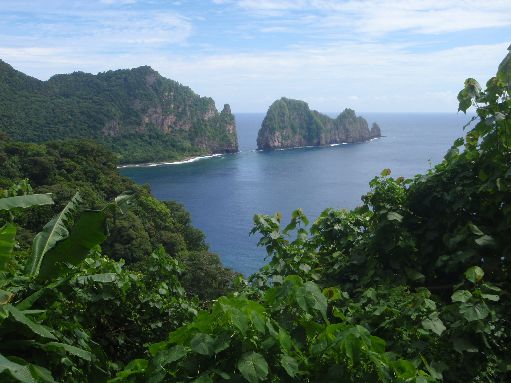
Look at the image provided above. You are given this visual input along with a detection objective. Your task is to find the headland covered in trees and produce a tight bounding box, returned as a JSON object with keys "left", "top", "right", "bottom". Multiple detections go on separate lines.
{"left": 0, "top": 60, "right": 238, "bottom": 164}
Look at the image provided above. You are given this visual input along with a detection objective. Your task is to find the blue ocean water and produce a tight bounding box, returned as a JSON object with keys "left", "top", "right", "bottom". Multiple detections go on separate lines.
{"left": 121, "top": 113, "right": 471, "bottom": 276}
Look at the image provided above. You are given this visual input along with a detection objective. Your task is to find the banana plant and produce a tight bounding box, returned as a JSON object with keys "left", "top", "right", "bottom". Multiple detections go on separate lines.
{"left": 1, "top": 189, "right": 134, "bottom": 382}
{"left": 0, "top": 193, "right": 54, "bottom": 272}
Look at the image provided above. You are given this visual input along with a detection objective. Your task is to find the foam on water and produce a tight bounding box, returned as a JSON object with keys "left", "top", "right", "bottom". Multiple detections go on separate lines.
{"left": 117, "top": 154, "right": 223, "bottom": 169}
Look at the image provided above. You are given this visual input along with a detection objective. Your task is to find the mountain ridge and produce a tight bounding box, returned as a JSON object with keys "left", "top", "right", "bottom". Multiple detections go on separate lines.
{"left": 0, "top": 59, "right": 238, "bottom": 164}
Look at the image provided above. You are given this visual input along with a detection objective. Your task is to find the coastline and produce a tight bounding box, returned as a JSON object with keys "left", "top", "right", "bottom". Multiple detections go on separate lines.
{"left": 257, "top": 136, "right": 383, "bottom": 152}
{"left": 117, "top": 153, "right": 224, "bottom": 169}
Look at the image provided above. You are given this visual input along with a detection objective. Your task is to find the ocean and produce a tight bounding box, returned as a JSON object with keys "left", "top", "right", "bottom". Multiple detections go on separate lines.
{"left": 121, "top": 112, "right": 471, "bottom": 276}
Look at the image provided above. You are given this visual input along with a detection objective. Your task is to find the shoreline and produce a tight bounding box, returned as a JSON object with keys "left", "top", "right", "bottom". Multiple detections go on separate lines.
{"left": 118, "top": 137, "right": 384, "bottom": 168}
{"left": 117, "top": 153, "right": 224, "bottom": 169}
{"left": 257, "top": 136, "right": 383, "bottom": 152}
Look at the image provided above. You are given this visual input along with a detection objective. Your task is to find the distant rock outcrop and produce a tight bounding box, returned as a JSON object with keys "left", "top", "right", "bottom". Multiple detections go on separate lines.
{"left": 0, "top": 59, "right": 238, "bottom": 163}
{"left": 257, "top": 98, "right": 381, "bottom": 150}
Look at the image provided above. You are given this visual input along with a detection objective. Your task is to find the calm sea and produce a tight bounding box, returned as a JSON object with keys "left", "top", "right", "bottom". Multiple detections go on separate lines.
{"left": 121, "top": 113, "right": 471, "bottom": 276}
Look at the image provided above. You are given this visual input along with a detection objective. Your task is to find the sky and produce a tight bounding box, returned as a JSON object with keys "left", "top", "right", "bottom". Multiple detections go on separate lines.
{"left": 0, "top": 0, "right": 509, "bottom": 112}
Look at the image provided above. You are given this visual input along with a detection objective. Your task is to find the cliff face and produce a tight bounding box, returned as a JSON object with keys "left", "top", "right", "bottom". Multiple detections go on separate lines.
{"left": 0, "top": 60, "right": 238, "bottom": 163}
{"left": 257, "top": 98, "right": 381, "bottom": 150}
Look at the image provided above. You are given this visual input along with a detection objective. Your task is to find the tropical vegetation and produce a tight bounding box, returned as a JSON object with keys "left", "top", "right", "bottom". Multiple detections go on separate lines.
{"left": 1, "top": 49, "right": 510, "bottom": 382}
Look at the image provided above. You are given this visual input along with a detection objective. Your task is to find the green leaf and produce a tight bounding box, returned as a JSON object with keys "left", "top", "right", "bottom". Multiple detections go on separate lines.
{"left": 26, "top": 193, "right": 82, "bottom": 278}
{"left": 237, "top": 352, "right": 269, "bottom": 383}
{"left": 481, "top": 293, "right": 499, "bottom": 302}
{"left": 0, "top": 353, "right": 39, "bottom": 383}
{"left": 421, "top": 316, "right": 446, "bottom": 335}
{"left": 405, "top": 268, "right": 425, "bottom": 282}
{"left": 152, "top": 345, "right": 187, "bottom": 368}
{"left": 75, "top": 273, "right": 117, "bottom": 284}
{"left": 474, "top": 235, "right": 495, "bottom": 247}
{"left": 0, "top": 289, "right": 14, "bottom": 305}
{"left": 468, "top": 223, "right": 484, "bottom": 236}
{"left": 323, "top": 287, "right": 341, "bottom": 301}
{"left": 393, "top": 359, "right": 417, "bottom": 379}
{"left": 190, "top": 333, "right": 216, "bottom": 356}
{"left": 0, "top": 223, "right": 16, "bottom": 271}
{"left": 38, "top": 209, "right": 109, "bottom": 280}
{"left": 27, "top": 364, "right": 56, "bottom": 383}
{"left": 459, "top": 303, "right": 489, "bottom": 322}
{"left": 280, "top": 354, "right": 299, "bottom": 377}
{"left": 380, "top": 168, "right": 391, "bottom": 176}
{"left": 465, "top": 266, "right": 484, "bottom": 283}
{"left": 16, "top": 278, "right": 69, "bottom": 311}
{"left": 304, "top": 281, "right": 328, "bottom": 318}
{"left": 4, "top": 305, "right": 56, "bottom": 340}
{"left": 42, "top": 342, "right": 92, "bottom": 361}
{"left": 109, "top": 359, "right": 148, "bottom": 382}
{"left": 369, "top": 336, "right": 386, "bottom": 354}
{"left": 451, "top": 290, "right": 472, "bottom": 303}
{"left": 0, "top": 194, "right": 53, "bottom": 211}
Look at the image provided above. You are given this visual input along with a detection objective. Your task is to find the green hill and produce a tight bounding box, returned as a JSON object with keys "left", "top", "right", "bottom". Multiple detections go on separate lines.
{"left": 0, "top": 60, "right": 238, "bottom": 163}
{"left": 257, "top": 97, "right": 380, "bottom": 149}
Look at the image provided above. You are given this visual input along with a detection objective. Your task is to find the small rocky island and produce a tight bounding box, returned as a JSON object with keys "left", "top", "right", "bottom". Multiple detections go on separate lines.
{"left": 257, "top": 97, "right": 381, "bottom": 150}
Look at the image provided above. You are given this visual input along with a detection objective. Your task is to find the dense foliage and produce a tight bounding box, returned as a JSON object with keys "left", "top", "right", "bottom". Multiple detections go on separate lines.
{"left": 0, "top": 60, "right": 238, "bottom": 164}
{"left": 112, "top": 49, "right": 511, "bottom": 382}
{"left": 257, "top": 97, "right": 380, "bottom": 149}
{"left": 1, "top": 49, "right": 510, "bottom": 382}
{"left": 0, "top": 139, "right": 238, "bottom": 300}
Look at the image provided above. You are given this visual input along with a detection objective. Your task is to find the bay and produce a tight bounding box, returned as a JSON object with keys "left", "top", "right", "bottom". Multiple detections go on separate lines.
{"left": 121, "top": 112, "right": 471, "bottom": 276}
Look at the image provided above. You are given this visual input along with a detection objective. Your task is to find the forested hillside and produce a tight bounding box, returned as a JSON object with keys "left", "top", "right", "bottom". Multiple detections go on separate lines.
{"left": 0, "top": 50, "right": 510, "bottom": 382}
{"left": 0, "top": 60, "right": 238, "bottom": 163}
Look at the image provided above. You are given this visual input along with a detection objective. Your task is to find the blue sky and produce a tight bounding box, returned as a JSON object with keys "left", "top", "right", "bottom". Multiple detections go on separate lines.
{"left": 0, "top": 0, "right": 509, "bottom": 112}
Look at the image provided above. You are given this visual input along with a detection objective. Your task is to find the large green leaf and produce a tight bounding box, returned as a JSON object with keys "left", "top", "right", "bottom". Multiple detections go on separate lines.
{"left": 0, "top": 353, "right": 37, "bottom": 383}
{"left": 4, "top": 305, "right": 56, "bottom": 340}
{"left": 16, "top": 277, "right": 70, "bottom": 311}
{"left": 25, "top": 193, "right": 82, "bottom": 278}
{"left": 465, "top": 266, "right": 484, "bottom": 284}
{"left": 421, "top": 316, "right": 446, "bottom": 336}
{"left": 0, "top": 194, "right": 53, "bottom": 211}
{"left": 237, "top": 352, "right": 268, "bottom": 383}
{"left": 451, "top": 290, "right": 472, "bottom": 303}
{"left": 190, "top": 333, "right": 216, "bottom": 356}
{"left": 0, "top": 223, "right": 16, "bottom": 271}
{"left": 280, "top": 354, "right": 299, "bottom": 377}
{"left": 38, "top": 210, "right": 108, "bottom": 280}
{"left": 459, "top": 303, "right": 489, "bottom": 322}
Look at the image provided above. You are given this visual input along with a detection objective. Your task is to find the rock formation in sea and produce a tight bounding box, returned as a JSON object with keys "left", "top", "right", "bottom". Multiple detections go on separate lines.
{"left": 257, "top": 97, "right": 381, "bottom": 150}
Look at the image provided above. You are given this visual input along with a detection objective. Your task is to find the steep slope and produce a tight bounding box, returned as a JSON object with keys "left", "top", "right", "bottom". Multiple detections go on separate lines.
{"left": 257, "top": 97, "right": 381, "bottom": 149}
{"left": 0, "top": 60, "right": 238, "bottom": 163}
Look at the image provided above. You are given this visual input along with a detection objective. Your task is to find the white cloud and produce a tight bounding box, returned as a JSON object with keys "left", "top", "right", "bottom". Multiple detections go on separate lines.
{"left": 226, "top": 0, "right": 511, "bottom": 36}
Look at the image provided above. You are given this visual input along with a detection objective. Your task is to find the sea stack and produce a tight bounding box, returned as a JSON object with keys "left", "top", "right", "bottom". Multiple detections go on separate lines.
{"left": 257, "top": 97, "right": 381, "bottom": 150}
